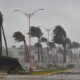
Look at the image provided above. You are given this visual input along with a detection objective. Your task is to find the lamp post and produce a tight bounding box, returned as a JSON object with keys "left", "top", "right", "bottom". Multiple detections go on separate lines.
{"left": 41, "top": 26, "right": 53, "bottom": 69}
{"left": 14, "top": 9, "right": 44, "bottom": 71}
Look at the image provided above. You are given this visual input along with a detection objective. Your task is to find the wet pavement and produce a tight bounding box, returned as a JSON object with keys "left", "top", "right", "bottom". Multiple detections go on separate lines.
{"left": 43, "top": 68, "right": 80, "bottom": 80}
{"left": 0, "top": 68, "right": 80, "bottom": 80}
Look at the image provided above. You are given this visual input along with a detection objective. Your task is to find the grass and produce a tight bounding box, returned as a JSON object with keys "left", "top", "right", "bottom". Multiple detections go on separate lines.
{"left": 0, "top": 71, "right": 7, "bottom": 74}
{"left": 31, "top": 68, "right": 67, "bottom": 75}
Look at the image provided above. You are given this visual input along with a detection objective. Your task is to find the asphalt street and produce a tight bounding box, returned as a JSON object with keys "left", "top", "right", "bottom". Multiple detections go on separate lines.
{"left": 0, "top": 68, "right": 80, "bottom": 80}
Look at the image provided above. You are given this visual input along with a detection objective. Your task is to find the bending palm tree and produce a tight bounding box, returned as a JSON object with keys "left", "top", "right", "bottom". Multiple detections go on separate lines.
{"left": 0, "top": 11, "right": 3, "bottom": 56}
{"left": 35, "top": 42, "right": 42, "bottom": 62}
{"left": 41, "top": 37, "right": 48, "bottom": 60}
{"left": 0, "top": 11, "right": 8, "bottom": 56}
{"left": 53, "top": 25, "right": 67, "bottom": 63}
{"left": 71, "top": 42, "right": 80, "bottom": 64}
{"left": 13, "top": 31, "right": 29, "bottom": 62}
{"left": 2, "top": 25, "right": 8, "bottom": 56}
{"left": 30, "top": 26, "right": 43, "bottom": 62}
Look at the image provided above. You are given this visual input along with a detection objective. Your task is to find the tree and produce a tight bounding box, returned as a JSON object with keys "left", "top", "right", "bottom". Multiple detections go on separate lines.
{"left": 41, "top": 37, "right": 47, "bottom": 44}
{"left": 0, "top": 11, "right": 3, "bottom": 56}
{"left": 65, "top": 37, "right": 73, "bottom": 63}
{"left": 41, "top": 37, "right": 48, "bottom": 62}
{"left": 35, "top": 42, "right": 42, "bottom": 62}
{"left": 71, "top": 42, "right": 80, "bottom": 63}
{"left": 49, "top": 42, "right": 55, "bottom": 49}
{"left": 12, "top": 45, "right": 16, "bottom": 48}
{"left": 66, "top": 38, "right": 71, "bottom": 47}
{"left": 0, "top": 11, "right": 8, "bottom": 56}
{"left": 49, "top": 41, "right": 58, "bottom": 65}
{"left": 49, "top": 41, "right": 55, "bottom": 57}
{"left": 30, "top": 26, "right": 43, "bottom": 62}
{"left": 13, "top": 31, "right": 29, "bottom": 62}
{"left": 53, "top": 25, "right": 67, "bottom": 63}
{"left": 41, "top": 37, "right": 48, "bottom": 51}
{"left": 2, "top": 25, "right": 8, "bottom": 56}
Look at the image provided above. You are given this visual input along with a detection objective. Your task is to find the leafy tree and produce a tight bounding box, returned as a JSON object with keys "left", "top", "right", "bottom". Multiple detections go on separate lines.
{"left": 53, "top": 25, "right": 67, "bottom": 63}
{"left": 13, "top": 31, "right": 29, "bottom": 62}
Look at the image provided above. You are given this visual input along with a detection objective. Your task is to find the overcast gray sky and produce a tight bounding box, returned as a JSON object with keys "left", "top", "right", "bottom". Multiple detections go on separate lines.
{"left": 0, "top": 0, "right": 80, "bottom": 47}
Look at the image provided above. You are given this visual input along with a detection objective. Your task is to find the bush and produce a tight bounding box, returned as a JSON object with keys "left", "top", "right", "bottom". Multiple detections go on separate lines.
{"left": 66, "top": 64, "right": 75, "bottom": 68}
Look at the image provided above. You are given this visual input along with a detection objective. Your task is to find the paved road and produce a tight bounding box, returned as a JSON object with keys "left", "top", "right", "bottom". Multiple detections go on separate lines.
{"left": 44, "top": 68, "right": 80, "bottom": 80}
{"left": 0, "top": 68, "right": 80, "bottom": 80}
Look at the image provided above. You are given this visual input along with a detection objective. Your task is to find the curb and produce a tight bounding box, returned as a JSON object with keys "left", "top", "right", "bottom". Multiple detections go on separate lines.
{"left": 44, "top": 68, "right": 75, "bottom": 76}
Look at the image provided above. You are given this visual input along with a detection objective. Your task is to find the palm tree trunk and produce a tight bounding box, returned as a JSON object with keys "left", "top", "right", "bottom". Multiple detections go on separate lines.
{"left": 24, "top": 41, "right": 26, "bottom": 62}
{"left": 70, "top": 51, "right": 73, "bottom": 63}
{"left": 41, "top": 46, "right": 43, "bottom": 62}
{"left": 25, "top": 41, "right": 29, "bottom": 62}
{"left": 24, "top": 40, "right": 29, "bottom": 62}
{"left": 76, "top": 48, "right": 78, "bottom": 64}
{"left": 53, "top": 46, "right": 56, "bottom": 65}
{"left": 57, "top": 46, "right": 59, "bottom": 65}
{"left": 79, "top": 49, "right": 80, "bottom": 63}
{"left": 2, "top": 25, "right": 8, "bottom": 56}
{"left": 0, "top": 25, "right": 2, "bottom": 56}
{"left": 39, "top": 38, "right": 43, "bottom": 62}
{"left": 75, "top": 48, "right": 78, "bottom": 63}
{"left": 59, "top": 47, "right": 62, "bottom": 63}
{"left": 25, "top": 40, "right": 29, "bottom": 62}
{"left": 38, "top": 47, "right": 40, "bottom": 62}
{"left": 38, "top": 38, "right": 41, "bottom": 62}
{"left": 63, "top": 45, "right": 66, "bottom": 63}
{"left": 24, "top": 40, "right": 27, "bottom": 62}
{"left": 74, "top": 48, "right": 77, "bottom": 64}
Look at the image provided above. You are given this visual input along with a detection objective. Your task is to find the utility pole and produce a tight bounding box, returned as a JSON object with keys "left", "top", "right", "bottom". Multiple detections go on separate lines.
{"left": 41, "top": 26, "right": 53, "bottom": 69}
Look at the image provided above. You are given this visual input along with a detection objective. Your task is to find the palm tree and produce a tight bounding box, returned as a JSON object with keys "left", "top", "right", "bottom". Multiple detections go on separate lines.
{"left": 41, "top": 37, "right": 48, "bottom": 51}
{"left": 13, "top": 31, "right": 29, "bottom": 62}
{"left": 35, "top": 42, "right": 42, "bottom": 62}
{"left": 65, "top": 38, "right": 72, "bottom": 63}
{"left": 0, "top": 11, "right": 3, "bottom": 56}
{"left": 66, "top": 38, "right": 71, "bottom": 47}
{"left": 49, "top": 42, "right": 55, "bottom": 49}
{"left": 40, "top": 44, "right": 43, "bottom": 62}
{"left": 30, "top": 26, "right": 43, "bottom": 62}
{"left": 41, "top": 37, "right": 48, "bottom": 61}
{"left": 49, "top": 41, "right": 58, "bottom": 64}
{"left": 41, "top": 37, "right": 47, "bottom": 43}
{"left": 71, "top": 42, "right": 80, "bottom": 64}
{"left": 2, "top": 25, "right": 8, "bottom": 56}
{"left": 53, "top": 25, "right": 67, "bottom": 63}
{"left": 0, "top": 11, "right": 8, "bottom": 56}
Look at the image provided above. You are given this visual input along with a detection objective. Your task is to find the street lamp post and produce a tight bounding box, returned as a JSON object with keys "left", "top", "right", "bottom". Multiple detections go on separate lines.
{"left": 41, "top": 27, "right": 53, "bottom": 69}
{"left": 14, "top": 9, "right": 44, "bottom": 71}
